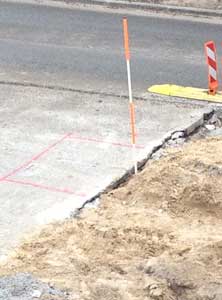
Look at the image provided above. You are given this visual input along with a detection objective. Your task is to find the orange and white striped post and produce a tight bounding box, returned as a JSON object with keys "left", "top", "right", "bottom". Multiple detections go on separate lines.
{"left": 123, "top": 17, "right": 137, "bottom": 174}
{"left": 204, "top": 41, "right": 218, "bottom": 95}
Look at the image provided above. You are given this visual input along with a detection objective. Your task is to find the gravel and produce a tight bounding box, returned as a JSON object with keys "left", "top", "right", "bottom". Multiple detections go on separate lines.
{"left": 0, "top": 273, "right": 69, "bottom": 300}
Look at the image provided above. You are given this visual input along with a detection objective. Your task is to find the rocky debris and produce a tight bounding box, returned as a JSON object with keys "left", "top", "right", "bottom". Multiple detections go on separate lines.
{"left": 207, "top": 111, "right": 222, "bottom": 127}
{"left": 190, "top": 111, "right": 222, "bottom": 140}
{"left": 171, "top": 131, "right": 184, "bottom": 140}
{"left": 150, "top": 111, "right": 222, "bottom": 162}
{"left": 0, "top": 273, "right": 69, "bottom": 300}
{"left": 204, "top": 124, "right": 216, "bottom": 131}
{"left": 209, "top": 113, "right": 222, "bottom": 127}
{"left": 151, "top": 131, "right": 186, "bottom": 161}
{"left": 167, "top": 137, "right": 185, "bottom": 146}
{"left": 203, "top": 113, "right": 220, "bottom": 131}
{"left": 203, "top": 111, "right": 222, "bottom": 136}
{"left": 165, "top": 131, "right": 186, "bottom": 149}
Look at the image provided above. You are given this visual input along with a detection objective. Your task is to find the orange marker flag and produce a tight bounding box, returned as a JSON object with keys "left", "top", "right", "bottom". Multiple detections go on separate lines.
{"left": 122, "top": 17, "right": 137, "bottom": 174}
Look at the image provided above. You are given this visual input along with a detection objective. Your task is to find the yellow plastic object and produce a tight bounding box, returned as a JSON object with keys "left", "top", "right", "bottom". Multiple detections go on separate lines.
{"left": 148, "top": 84, "right": 222, "bottom": 103}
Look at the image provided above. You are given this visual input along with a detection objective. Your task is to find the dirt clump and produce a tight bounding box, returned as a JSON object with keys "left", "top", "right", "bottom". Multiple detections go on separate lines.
{"left": 1, "top": 137, "right": 222, "bottom": 300}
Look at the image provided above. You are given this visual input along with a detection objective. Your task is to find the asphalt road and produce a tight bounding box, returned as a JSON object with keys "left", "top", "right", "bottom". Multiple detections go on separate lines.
{"left": 0, "top": 1, "right": 222, "bottom": 96}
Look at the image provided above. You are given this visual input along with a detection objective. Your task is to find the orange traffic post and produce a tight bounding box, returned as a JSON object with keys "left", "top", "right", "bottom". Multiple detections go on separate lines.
{"left": 123, "top": 17, "right": 137, "bottom": 174}
{"left": 204, "top": 41, "right": 218, "bottom": 95}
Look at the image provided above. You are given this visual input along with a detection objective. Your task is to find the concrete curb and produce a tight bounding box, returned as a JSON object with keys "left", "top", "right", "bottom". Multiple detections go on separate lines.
{"left": 59, "top": 0, "right": 222, "bottom": 17}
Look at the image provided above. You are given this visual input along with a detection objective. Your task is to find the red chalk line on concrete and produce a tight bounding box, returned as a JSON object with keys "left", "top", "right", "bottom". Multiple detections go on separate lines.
{"left": 69, "top": 135, "right": 145, "bottom": 149}
{"left": 0, "top": 133, "right": 72, "bottom": 181}
{"left": 5, "top": 178, "right": 86, "bottom": 197}
{"left": 0, "top": 133, "right": 78, "bottom": 196}
{"left": 0, "top": 133, "right": 145, "bottom": 196}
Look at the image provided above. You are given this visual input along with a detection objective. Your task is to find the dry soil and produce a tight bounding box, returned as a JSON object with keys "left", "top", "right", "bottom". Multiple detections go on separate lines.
{"left": 1, "top": 137, "right": 222, "bottom": 299}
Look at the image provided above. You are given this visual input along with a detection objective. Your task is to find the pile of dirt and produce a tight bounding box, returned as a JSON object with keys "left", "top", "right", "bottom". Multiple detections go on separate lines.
{"left": 1, "top": 137, "right": 222, "bottom": 300}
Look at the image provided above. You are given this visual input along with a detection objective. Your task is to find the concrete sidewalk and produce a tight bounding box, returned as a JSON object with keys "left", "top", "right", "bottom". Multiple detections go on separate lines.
{"left": 0, "top": 84, "right": 211, "bottom": 259}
